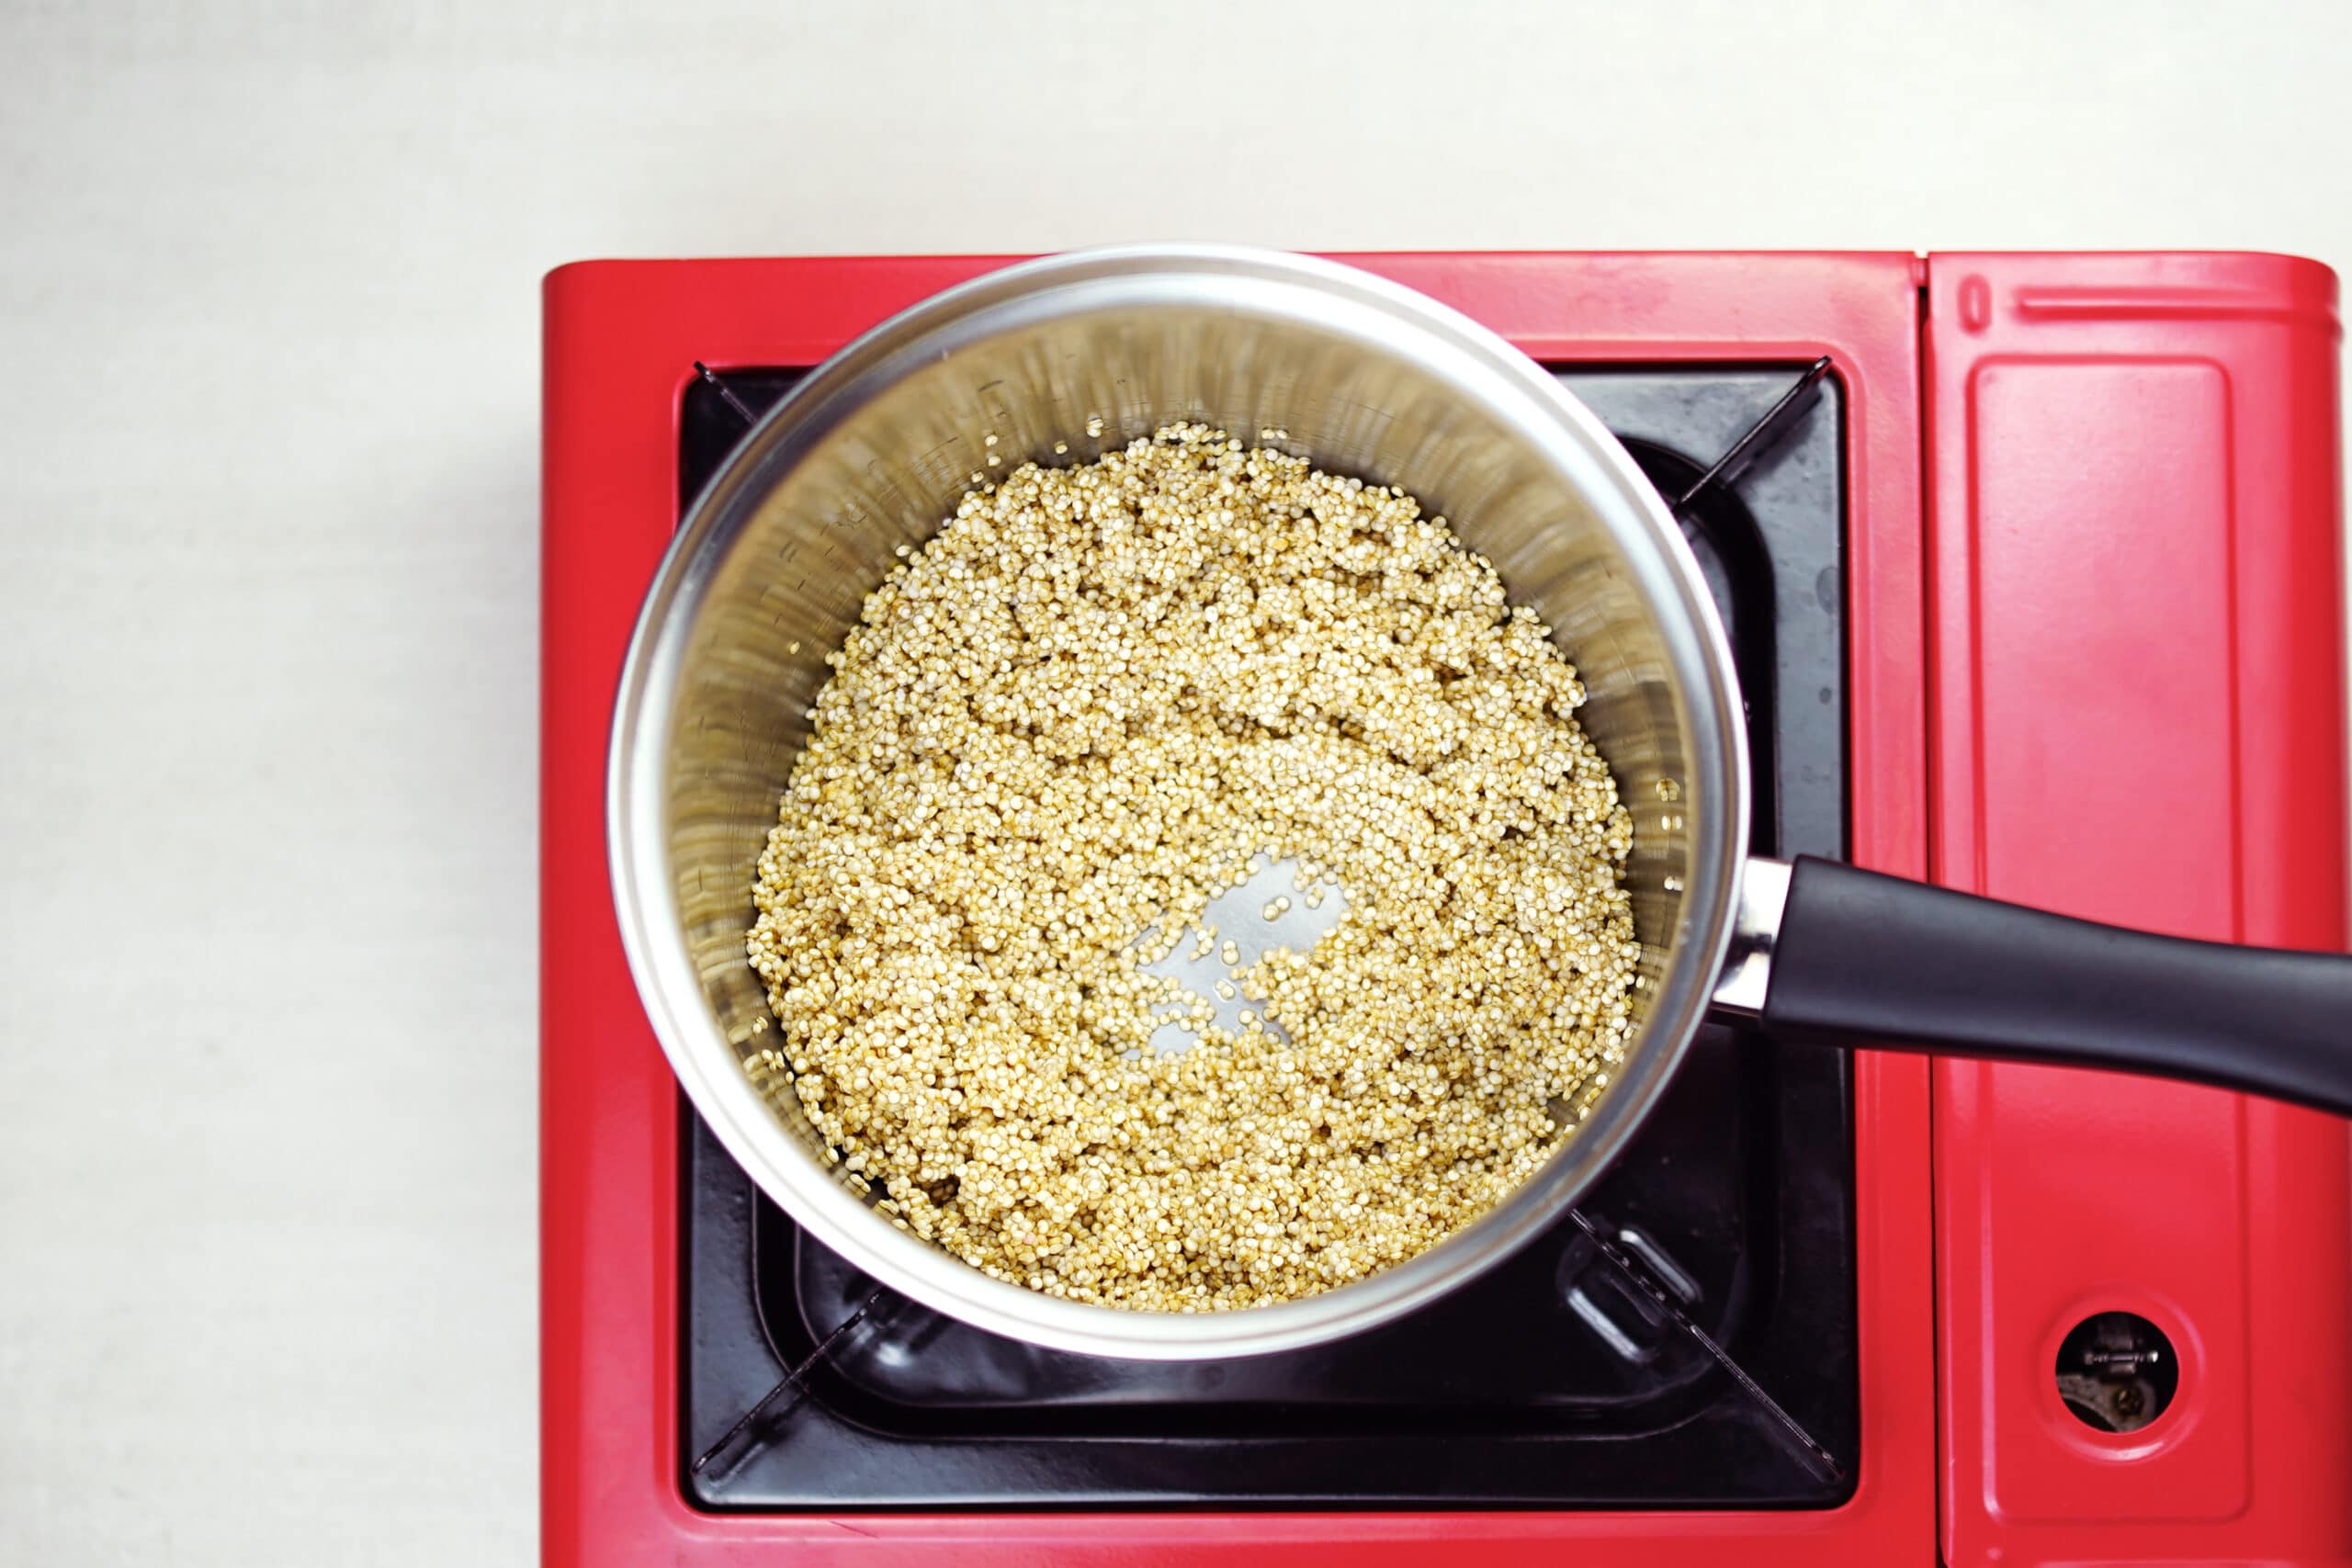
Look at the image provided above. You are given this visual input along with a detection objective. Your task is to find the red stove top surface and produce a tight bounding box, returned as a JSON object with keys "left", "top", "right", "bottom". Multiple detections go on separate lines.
{"left": 541, "top": 252, "right": 2348, "bottom": 1567}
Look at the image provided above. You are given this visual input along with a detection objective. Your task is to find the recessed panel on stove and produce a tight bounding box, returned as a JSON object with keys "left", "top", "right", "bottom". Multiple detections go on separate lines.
{"left": 675, "top": 367, "right": 1857, "bottom": 1509}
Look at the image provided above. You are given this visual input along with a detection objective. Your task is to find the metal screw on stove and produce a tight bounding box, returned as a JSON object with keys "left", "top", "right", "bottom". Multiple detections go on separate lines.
{"left": 2054, "top": 1312, "right": 2178, "bottom": 1433}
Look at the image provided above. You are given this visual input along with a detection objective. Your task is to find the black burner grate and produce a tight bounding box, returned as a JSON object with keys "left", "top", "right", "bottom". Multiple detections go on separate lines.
{"left": 674, "top": 364, "right": 1857, "bottom": 1508}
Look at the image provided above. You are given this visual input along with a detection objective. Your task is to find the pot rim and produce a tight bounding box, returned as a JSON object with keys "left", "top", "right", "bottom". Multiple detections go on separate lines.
{"left": 607, "top": 244, "right": 1750, "bottom": 1359}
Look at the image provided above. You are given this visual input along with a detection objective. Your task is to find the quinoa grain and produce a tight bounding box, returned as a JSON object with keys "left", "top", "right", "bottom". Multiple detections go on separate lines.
{"left": 747, "top": 424, "right": 1639, "bottom": 1312}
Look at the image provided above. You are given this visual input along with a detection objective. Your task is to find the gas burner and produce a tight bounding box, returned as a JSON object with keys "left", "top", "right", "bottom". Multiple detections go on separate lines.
{"left": 675, "top": 360, "right": 1858, "bottom": 1509}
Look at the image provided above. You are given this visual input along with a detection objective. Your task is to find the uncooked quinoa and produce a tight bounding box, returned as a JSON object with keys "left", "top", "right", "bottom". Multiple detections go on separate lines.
{"left": 746, "top": 423, "right": 1639, "bottom": 1311}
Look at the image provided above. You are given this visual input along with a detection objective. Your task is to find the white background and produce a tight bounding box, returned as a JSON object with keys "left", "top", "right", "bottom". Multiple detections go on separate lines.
{"left": 3, "top": 2, "right": 2346, "bottom": 1562}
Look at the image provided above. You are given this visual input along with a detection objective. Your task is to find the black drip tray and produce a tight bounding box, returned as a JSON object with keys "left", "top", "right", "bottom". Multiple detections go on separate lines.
{"left": 676, "top": 366, "right": 1856, "bottom": 1509}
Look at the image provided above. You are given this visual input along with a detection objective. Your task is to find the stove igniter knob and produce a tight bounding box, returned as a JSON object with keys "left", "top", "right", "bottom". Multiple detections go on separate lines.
{"left": 2055, "top": 1311, "right": 2179, "bottom": 1435}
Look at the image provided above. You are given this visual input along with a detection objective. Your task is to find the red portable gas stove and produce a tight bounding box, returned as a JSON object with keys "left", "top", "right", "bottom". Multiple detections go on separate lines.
{"left": 541, "top": 252, "right": 2349, "bottom": 1567}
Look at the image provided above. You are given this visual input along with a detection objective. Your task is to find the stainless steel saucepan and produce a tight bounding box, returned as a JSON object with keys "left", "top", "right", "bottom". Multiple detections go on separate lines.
{"left": 608, "top": 246, "right": 2352, "bottom": 1360}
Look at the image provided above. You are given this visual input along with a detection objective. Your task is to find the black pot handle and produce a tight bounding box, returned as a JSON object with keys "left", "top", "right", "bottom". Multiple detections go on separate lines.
{"left": 1745, "top": 855, "right": 2352, "bottom": 1115}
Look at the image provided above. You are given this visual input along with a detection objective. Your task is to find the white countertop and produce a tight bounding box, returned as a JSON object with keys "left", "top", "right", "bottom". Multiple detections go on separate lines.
{"left": 3, "top": 2, "right": 2346, "bottom": 1562}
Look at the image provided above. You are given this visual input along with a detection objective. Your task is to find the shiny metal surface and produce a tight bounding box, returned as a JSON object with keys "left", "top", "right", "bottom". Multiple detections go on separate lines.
{"left": 1138, "top": 855, "right": 1347, "bottom": 1055}
{"left": 609, "top": 246, "right": 1750, "bottom": 1359}
{"left": 1710, "top": 855, "right": 1792, "bottom": 1018}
